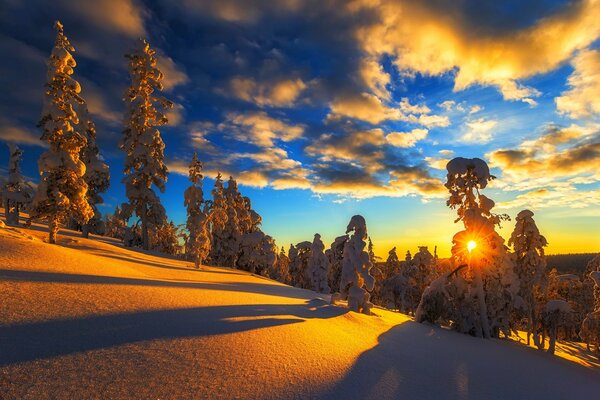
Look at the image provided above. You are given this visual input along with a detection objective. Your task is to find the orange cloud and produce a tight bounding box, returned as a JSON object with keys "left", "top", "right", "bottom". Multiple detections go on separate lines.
{"left": 555, "top": 49, "right": 600, "bottom": 119}
{"left": 351, "top": 0, "right": 600, "bottom": 103}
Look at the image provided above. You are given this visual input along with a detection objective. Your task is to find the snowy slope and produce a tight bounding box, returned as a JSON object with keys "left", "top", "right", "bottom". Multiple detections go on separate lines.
{"left": 1, "top": 224, "right": 599, "bottom": 400}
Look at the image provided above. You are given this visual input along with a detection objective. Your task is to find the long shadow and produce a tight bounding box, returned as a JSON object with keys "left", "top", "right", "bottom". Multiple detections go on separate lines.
{"left": 0, "top": 299, "right": 345, "bottom": 366}
{"left": 319, "top": 322, "right": 600, "bottom": 400}
{"left": 0, "top": 269, "right": 324, "bottom": 300}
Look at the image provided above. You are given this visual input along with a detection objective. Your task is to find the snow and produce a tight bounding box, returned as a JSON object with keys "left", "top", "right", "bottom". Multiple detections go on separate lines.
{"left": 1, "top": 221, "right": 599, "bottom": 399}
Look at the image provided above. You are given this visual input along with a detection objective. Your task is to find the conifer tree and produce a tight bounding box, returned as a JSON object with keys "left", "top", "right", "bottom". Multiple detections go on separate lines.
{"left": 3, "top": 144, "right": 33, "bottom": 226}
{"left": 307, "top": 233, "right": 331, "bottom": 293}
{"left": 508, "top": 209, "right": 548, "bottom": 347}
{"left": 446, "top": 157, "right": 517, "bottom": 338}
{"left": 77, "top": 103, "right": 109, "bottom": 237}
{"left": 222, "top": 176, "right": 242, "bottom": 267}
{"left": 29, "top": 21, "right": 93, "bottom": 243}
{"left": 120, "top": 39, "right": 172, "bottom": 250}
{"left": 340, "top": 215, "right": 375, "bottom": 314}
{"left": 184, "top": 153, "right": 211, "bottom": 268}
{"left": 209, "top": 173, "right": 228, "bottom": 265}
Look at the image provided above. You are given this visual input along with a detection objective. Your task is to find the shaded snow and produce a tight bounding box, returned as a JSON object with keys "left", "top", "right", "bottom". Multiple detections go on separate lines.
{"left": 1, "top": 223, "right": 599, "bottom": 399}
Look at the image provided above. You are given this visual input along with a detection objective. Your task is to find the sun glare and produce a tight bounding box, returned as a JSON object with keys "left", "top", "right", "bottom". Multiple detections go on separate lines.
{"left": 467, "top": 240, "right": 477, "bottom": 253}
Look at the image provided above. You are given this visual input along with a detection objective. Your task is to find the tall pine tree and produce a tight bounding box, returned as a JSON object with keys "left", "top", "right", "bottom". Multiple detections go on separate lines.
{"left": 120, "top": 39, "right": 172, "bottom": 250}
{"left": 184, "top": 153, "right": 211, "bottom": 268}
{"left": 29, "top": 21, "right": 93, "bottom": 243}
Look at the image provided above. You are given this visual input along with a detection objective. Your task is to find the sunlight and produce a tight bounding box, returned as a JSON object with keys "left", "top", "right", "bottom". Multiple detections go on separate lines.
{"left": 467, "top": 240, "right": 477, "bottom": 253}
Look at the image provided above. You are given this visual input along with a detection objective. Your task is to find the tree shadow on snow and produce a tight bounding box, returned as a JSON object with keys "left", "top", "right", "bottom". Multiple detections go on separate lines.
{"left": 0, "top": 269, "right": 324, "bottom": 300}
{"left": 0, "top": 299, "right": 345, "bottom": 366}
{"left": 319, "top": 322, "right": 600, "bottom": 400}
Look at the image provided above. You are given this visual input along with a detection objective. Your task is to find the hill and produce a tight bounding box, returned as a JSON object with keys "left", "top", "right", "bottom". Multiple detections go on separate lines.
{"left": 1, "top": 223, "right": 599, "bottom": 399}
{"left": 546, "top": 253, "right": 599, "bottom": 274}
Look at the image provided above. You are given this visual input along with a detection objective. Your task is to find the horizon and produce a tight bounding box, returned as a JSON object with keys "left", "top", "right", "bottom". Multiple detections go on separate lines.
{"left": 1, "top": 0, "right": 599, "bottom": 258}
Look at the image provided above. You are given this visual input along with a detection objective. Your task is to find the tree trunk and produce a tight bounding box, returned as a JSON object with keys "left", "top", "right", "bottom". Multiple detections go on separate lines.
{"left": 141, "top": 206, "right": 149, "bottom": 250}
{"left": 472, "top": 258, "right": 491, "bottom": 339}
{"left": 82, "top": 223, "right": 90, "bottom": 239}
{"left": 49, "top": 216, "right": 59, "bottom": 244}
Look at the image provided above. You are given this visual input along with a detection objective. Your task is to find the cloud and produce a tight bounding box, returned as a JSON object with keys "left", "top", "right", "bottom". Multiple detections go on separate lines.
{"left": 165, "top": 103, "right": 185, "bottom": 127}
{"left": 0, "top": 122, "right": 45, "bottom": 147}
{"left": 157, "top": 55, "right": 190, "bottom": 91}
{"left": 305, "top": 128, "right": 386, "bottom": 173}
{"left": 462, "top": 118, "right": 498, "bottom": 143}
{"left": 359, "top": 57, "right": 391, "bottom": 100}
{"left": 55, "top": 0, "right": 146, "bottom": 37}
{"left": 220, "top": 111, "right": 305, "bottom": 147}
{"left": 488, "top": 123, "right": 600, "bottom": 190}
{"left": 555, "top": 49, "right": 600, "bottom": 119}
{"left": 352, "top": 0, "right": 600, "bottom": 104}
{"left": 328, "top": 93, "right": 447, "bottom": 126}
{"left": 229, "top": 76, "right": 307, "bottom": 107}
{"left": 386, "top": 128, "right": 428, "bottom": 148}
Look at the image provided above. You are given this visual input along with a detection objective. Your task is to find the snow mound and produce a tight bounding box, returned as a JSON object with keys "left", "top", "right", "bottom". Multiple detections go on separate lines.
{"left": 1, "top": 223, "right": 599, "bottom": 399}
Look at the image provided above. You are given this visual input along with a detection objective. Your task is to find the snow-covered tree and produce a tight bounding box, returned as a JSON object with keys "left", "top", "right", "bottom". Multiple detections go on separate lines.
{"left": 221, "top": 176, "right": 242, "bottom": 267}
{"left": 382, "top": 247, "right": 401, "bottom": 280}
{"left": 77, "top": 103, "right": 109, "bottom": 237}
{"left": 105, "top": 205, "right": 127, "bottom": 239}
{"left": 326, "top": 235, "right": 348, "bottom": 293}
{"left": 3, "top": 144, "right": 33, "bottom": 226}
{"left": 307, "top": 233, "right": 330, "bottom": 293}
{"left": 270, "top": 246, "right": 291, "bottom": 284}
{"left": 237, "top": 231, "right": 278, "bottom": 275}
{"left": 412, "top": 246, "right": 435, "bottom": 296}
{"left": 340, "top": 215, "right": 375, "bottom": 314}
{"left": 289, "top": 241, "right": 312, "bottom": 288}
{"left": 120, "top": 38, "right": 172, "bottom": 250}
{"left": 209, "top": 173, "right": 228, "bottom": 265}
{"left": 417, "top": 157, "right": 517, "bottom": 338}
{"left": 184, "top": 153, "right": 210, "bottom": 268}
{"left": 542, "top": 300, "right": 573, "bottom": 355}
{"left": 149, "top": 220, "right": 182, "bottom": 255}
{"left": 580, "top": 256, "right": 600, "bottom": 356}
{"left": 29, "top": 21, "right": 93, "bottom": 244}
{"left": 508, "top": 209, "right": 548, "bottom": 347}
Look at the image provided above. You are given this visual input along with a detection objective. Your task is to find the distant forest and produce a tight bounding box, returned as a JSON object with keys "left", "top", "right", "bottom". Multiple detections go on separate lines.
{"left": 546, "top": 253, "right": 599, "bottom": 274}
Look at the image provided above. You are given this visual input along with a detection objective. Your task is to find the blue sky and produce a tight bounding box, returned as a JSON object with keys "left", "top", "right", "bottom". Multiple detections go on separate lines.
{"left": 0, "top": 0, "right": 599, "bottom": 257}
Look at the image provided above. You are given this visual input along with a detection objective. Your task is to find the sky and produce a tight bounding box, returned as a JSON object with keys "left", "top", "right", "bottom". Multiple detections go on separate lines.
{"left": 0, "top": 0, "right": 599, "bottom": 258}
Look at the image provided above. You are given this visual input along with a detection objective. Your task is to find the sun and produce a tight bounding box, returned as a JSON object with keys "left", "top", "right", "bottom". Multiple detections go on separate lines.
{"left": 467, "top": 240, "right": 477, "bottom": 253}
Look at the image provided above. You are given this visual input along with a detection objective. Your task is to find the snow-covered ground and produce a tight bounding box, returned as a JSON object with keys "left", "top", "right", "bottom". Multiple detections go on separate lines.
{"left": 1, "top": 223, "right": 599, "bottom": 399}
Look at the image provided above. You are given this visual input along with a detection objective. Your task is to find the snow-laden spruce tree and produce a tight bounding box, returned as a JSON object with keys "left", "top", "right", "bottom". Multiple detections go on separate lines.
{"left": 508, "top": 209, "right": 548, "bottom": 347}
{"left": 237, "top": 230, "right": 278, "bottom": 275}
{"left": 340, "top": 215, "right": 375, "bottom": 314}
{"left": 580, "top": 256, "right": 600, "bottom": 356}
{"left": 413, "top": 246, "right": 435, "bottom": 297}
{"left": 445, "top": 157, "right": 518, "bottom": 338}
{"left": 184, "top": 153, "right": 211, "bottom": 268}
{"left": 326, "top": 235, "right": 349, "bottom": 293}
{"left": 222, "top": 176, "right": 242, "bottom": 267}
{"left": 120, "top": 38, "right": 172, "bottom": 250}
{"left": 77, "top": 103, "right": 109, "bottom": 237}
{"left": 29, "top": 21, "right": 93, "bottom": 243}
{"left": 270, "top": 246, "right": 291, "bottom": 284}
{"left": 209, "top": 173, "right": 228, "bottom": 265}
{"left": 289, "top": 241, "right": 312, "bottom": 288}
{"left": 3, "top": 144, "right": 33, "bottom": 226}
{"left": 383, "top": 247, "right": 401, "bottom": 279}
{"left": 149, "top": 220, "right": 182, "bottom": 255}
{"left": 307, "top": 233, "right": 331, "bottom": 293}
{"left": 105, "top": 205, "right": 127, "bottom": 239}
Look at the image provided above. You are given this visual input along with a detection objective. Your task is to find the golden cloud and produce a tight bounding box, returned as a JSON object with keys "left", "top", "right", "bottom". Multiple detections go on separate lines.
{"left": 351, "top": 0, "right": 600, "bottom": 103}
{"left": 555, "top": 49, "right": 600, "bottom": 119}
